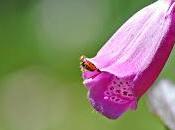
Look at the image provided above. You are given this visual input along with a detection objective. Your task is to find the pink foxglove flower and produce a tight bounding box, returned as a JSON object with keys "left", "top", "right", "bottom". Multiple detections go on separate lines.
{"left": 80, "top": 0, "right": 175, "bottom": 119}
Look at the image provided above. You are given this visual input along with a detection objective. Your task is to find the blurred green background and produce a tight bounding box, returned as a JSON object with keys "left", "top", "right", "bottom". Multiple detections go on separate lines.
{"left": 0, "top": 0, "right": 174, "bottom": 130}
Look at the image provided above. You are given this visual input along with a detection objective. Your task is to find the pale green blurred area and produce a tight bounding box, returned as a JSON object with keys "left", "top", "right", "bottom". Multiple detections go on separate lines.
{"left": 0, "top": 0, "right": 175, "bottom": 130}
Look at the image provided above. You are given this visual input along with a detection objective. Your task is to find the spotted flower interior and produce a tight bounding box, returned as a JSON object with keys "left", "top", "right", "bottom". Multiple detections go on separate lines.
{"left": 104, "top": 77, "right": 135, "bottom": 104}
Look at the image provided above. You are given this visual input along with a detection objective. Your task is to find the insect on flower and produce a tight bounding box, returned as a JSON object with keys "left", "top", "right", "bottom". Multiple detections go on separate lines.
{"left": 80, "top": 55, "right": 99, "bottom": 72}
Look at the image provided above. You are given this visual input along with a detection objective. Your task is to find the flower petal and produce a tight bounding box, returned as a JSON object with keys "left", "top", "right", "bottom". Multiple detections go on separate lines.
{"left": 85, "top": 72, "right": 137, "bottom": 119}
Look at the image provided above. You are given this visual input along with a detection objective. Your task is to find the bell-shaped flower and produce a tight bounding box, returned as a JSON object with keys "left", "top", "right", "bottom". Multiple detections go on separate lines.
{"left": 80, "top": 0, "right": 175, "bottom": 119}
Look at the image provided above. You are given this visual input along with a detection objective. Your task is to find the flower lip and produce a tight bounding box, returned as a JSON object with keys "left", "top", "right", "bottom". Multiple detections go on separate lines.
{"left": 85, "top": 72, "right": 137, "bottom": 119}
